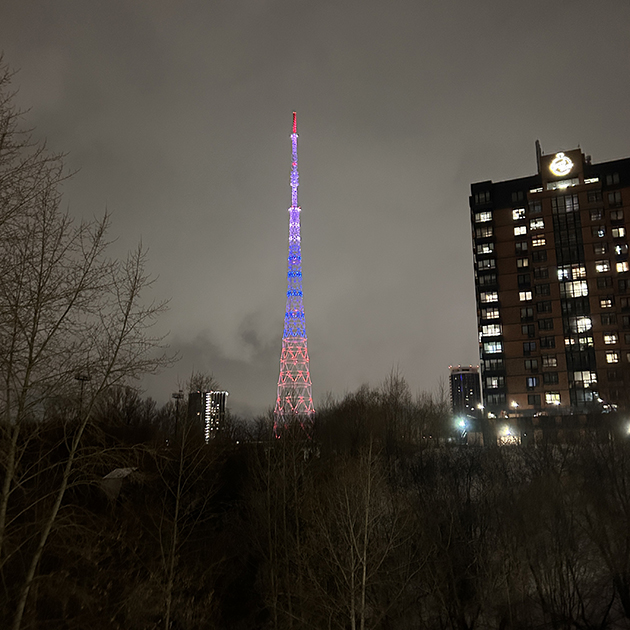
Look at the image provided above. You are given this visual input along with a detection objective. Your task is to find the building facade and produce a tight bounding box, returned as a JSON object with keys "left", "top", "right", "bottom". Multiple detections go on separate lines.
{"left": 188, "top": 390, "right": 229, "bottom": 442}
{"left": 449, "top": 365, "right": 482, "bottom": 418}
{"left": 471, "top": 148, "right": 630, "bottom": 419}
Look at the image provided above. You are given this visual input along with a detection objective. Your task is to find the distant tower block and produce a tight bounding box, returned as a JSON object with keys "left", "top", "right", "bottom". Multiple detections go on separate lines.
{"left": 274, "top": 112, "right": 315, "bottom": 432}
{"left": 449, "top": 365, "right": 482, "bottom": 417}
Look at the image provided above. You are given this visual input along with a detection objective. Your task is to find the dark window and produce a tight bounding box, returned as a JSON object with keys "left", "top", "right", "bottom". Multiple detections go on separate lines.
{"left": 529, "top": 200, "right": 542, "bottom": 214}
{"left": 540, "top": 336, "right": 556, "bottom": 348}
{"left": 588, "top": 191, "right": 603, "bottom": 202}
{"left": 474, "top": 191, "right": 491, "bottom": 205}
{"left": 478, "top": 273, "right": 497, "bottom": 286}
{"left": 552, "top": 194, "right": 579, "bottom": 213}
{"left": 515, "top": 241, "right": 528, "bottom": 253}
{"left": 608, "top": 191, "right": 622, "bottom": 207}
{"left": 532, "top": 250, "right": 548, "bottom": 263}
{"left": 623, "top": 316, "right": 630, "bottom": 329}
{"left": 523, "top": 341, "right": 537, "bottom": 354}
{"left": 606, "top": 172, "right": 620, "bottom": 186}
{"left": 590, "top": 208, "right": 603, "bottom": 221}
{"left": 543, "top": 372, "right": 559, "bottom": 385}
{"left": 534, "top": 267, "right": 549, "bottom": 279}
{"left": 520, "top": 307, "right": 534, "bottom": 321}
{"left": 594, "top": 243, "right": 608, "bottom": 255}
{"left": 535, "top": 283, "right": 550, "bottom": 296}
{"left": 598, "top": 276, "right": 613, "bottom": 288}
{"left": 484, "top": 358, "right": 505, "bottom": 371}
{"left": 486, "top": 393, "right": 506, "bottom": 405}
{"left": 522, "top": 324, "right": 536, "bottom": 337}
{"left": 538, "top": 318, "right": 554, "bottom": 330}
{"left": 608, "top": 370, "right": 622, "bottom": 381}
{"left": 517, "top": 273, "right": 531, "bottom": 287}
{"left": 620, "top": 279, "right": 629, "bottom": 294}
{"left": 476, "top": 226, "right": 493, "bottom": 239}
{"left": 622, "top": 297, "right": 630, "bottom": 310}
{"left": 537, "top": 301, "right": 552, "bottom": 313}
{"left": 512, "top": 191, "right": 525, "bottom": 203}
{"left": 528, "top": 394, "right": 541, "bottom": 406}
{"left": 602, "top": 314, "right": 617, "bottom": 325}
{"left": 611, "top": 209, "right": 624, "bottom": 221}
{"left": 625, "top": 333, "right": 630, "bottom": 345}
{"left": 525, "top": 359, "right": 538, "bottom": 371}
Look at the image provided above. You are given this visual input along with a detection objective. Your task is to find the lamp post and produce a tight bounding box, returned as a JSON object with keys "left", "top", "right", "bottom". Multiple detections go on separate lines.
{"left": 75, "top": 371, "right": 91, "bottom": 418}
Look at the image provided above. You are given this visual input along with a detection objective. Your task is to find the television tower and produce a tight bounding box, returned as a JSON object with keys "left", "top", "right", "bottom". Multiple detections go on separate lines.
{"left": 274, "top": 112, "right": 315, "bottom": 430}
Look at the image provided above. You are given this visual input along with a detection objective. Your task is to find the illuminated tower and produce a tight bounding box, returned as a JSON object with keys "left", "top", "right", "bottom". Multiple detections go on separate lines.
{"left": 274, "top": 112, "right": 315, "bottom": 429}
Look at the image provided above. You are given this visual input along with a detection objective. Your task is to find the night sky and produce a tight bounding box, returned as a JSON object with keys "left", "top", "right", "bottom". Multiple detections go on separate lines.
{"left": 1, "top": 1, "right": 629, "bottom": 417}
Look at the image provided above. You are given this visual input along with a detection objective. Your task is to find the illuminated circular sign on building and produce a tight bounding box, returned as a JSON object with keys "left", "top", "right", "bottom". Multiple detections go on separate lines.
{"left": 549, "top": 152, "right": 573, "bottom": 177}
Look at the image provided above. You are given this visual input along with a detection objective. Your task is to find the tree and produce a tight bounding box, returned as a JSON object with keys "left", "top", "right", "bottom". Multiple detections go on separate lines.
{"left": 0, "top": 60, "right": 172, "bottom": 630}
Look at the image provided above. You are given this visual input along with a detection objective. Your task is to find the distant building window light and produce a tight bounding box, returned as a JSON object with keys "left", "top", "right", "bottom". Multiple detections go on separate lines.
{"left": 478, "top": 243, "right": 494, "bottom": 255}
{"left": 558, "top": 265, "right": 586, "bottom": 281}
{"left": 482, "top": 324, "right": 502, "bottom": 337}
{"left": 592, "top": 226, "right": 606, "bottom": 238}
{"left": 574, "top": 371, "right": 597, "bottom": 384}
{"left": 526, "top": 376, "right": 539, "bottom": 389}
{"left": 530, "top": 218, "right": 544, "bottom": 230}
{"left": 600, "top": 297, "right": 614, "bottom": 308}
{"left": 512, "top": 208, "right": 526, "bottom": 220}
{"left": 584, "top": 177, "right": 600, "bottom": 185}
{"left": 606, "top": 351, "right": 620, "bottom": 364}
{"left": 514, "top": 225, "right": 527, "bottom": 236}
{"left": 476, "top": 226, "right": 493, "bottom": 238}
{"left": 480, "top": 292, "right": 498, "bottom": 303}
{"left": 478, "top": 258, "right": 496, "bottom": 270}
{"left": 529, "top": 187, "right": 543, "bottom": 194}
{"left": 485, "top": 376, "right": 504, "bottom": 388}
{"left": 482, "top": 307, "right": 500, "bottom": 320}
{"left": 604, "top": 333, "right": 618, "bottom": 345}
{"left": 532, "top": 237, "right": 546, "bottom": 247}
{"left": 569, "top": 316, "right": 592, "bottom": 333}
{"left": 484, "top": 341, "right": 503, "bottom": 354}
{"left": 596, "top": 260, "right": 611, "bottom": 273}
{"left": 516, "top": 257, "right": 529, "bottom": 268}
{"left": 546, "top": 177, "right": 579, "bottom": 191}
{"left": 616, "top": 244, "right": 629, "bottom": 256}
{"left": 560, "top": 280, "right": 588, "bottom": 298}
{"left": 617, "top": 261, "right": 630, "bottom": 273}
{"left": 519, "top": 291, "right": 533, "bottom": 301}
{"left": 545, "top": 392, "right": 561, "bottom": 405}
{"left": 594, "top": 244, "right": 607, "bottom": 255}
{"left": 475, "top": 211, "right": 492, "bottom": 223}
{"left": 612, "top": 227, "right": 627, "bottom": 238}
{"left": 542, "top": 355, "right": 557, "bottom": 368}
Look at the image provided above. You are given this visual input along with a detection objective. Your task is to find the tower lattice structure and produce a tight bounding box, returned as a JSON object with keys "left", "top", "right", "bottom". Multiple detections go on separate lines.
{"left": 274, "top": 112, "right": 315, "bottom": 428}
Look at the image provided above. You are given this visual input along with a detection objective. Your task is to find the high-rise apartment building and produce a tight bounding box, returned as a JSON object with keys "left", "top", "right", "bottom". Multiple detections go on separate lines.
{"left": 449, "top": 365, "right": 482, "bottom": 418}
{"left": 188, "top": 390, "right": 229, "bottom": 442}
{"left": 471, "top": 147, "right": 630, "bottom": 419}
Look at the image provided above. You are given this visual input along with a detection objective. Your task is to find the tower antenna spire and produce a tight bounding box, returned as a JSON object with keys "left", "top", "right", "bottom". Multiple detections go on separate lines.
{"left": 274, "top": 112, "right": 314, "bottom": 433}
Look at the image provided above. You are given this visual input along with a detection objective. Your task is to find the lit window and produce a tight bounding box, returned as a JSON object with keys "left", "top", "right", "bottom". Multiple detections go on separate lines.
{"left": 481, "top": 307, "right": 500, "bottom": 320}
{"left": 483, "top": 341, "right": 503, "bottom": 354}
{"left": 578, "top": 336, "right": 594, "bottom": 348}
{"left": 606, "top": 351, "right": 620, "bottom": 364}
{"left": 512, "top": 208, "right": 526, "bottom": 220}
{"left": 478, "top": 258, "right": 496, "bottom": 270}
{"left": 526, "top": 377, "right": 539, "bottom": 389}
{"left": 601, "top": 298, "right": 614, "bottom": 308}
{"left": 545, "top": 392, "right": 561, "bottom": 405}
{"left": 569, "top": 316, "right": 592, "bottom": 333}
{"left": 529, "top": 218, "right": 544, "bottom": 230}
{"left": 476, "top": 226, "right": 493, "bottom": 239}
{"left": 594, "top": 243, "right": 608, "bottom": 255}
{"left": 596, "top": 260, "right": 611, "bottom": 273}
{"left": 482, "top": 324, "right": 502, "bottom": 337}
{"left": 613, "top": 227, "right": 627, "bottom": 238}
{"left": 474, "top": 211, "right": 492, "bottom": 223}
{"left": 615, "top": 244, "right": 628, "bottom": 256}
{"left": 592, "top": 226, "right": 606, "bottom": 238}
{"left": 478, "top": 243, "right": 494, "bottom": 255}
{"left": 514, "top": 226, "right": 527, "bottom": 236}
{"left": 485, "top": 376, "right": 504, "bottom": 388}
{"left": 574, "top": 371, "right": 597, "bottom": 385}
{"left": 547, "top": 178, "right": 579, "bottom": 191}
{"left": 611, "top": 209, "right": 624, "bottom": 221}
{"left": 532, "top": 237, "right": 546, "bottom": 247}
{"left": 480, "top": 292, "right": 498, "bottom": 303}
{"left": 519, "top": 291, "right": 533, "bottom": 301}
{"left": 558, "top": 264, "right": 586, "bottom": 281}
{"left": 604, "top": 333, "right": 618, "bottom": 345}
{"left": 559, "top": 281, "right": 588, "bottom": 298}
{"left": 542, "top": 355, "right": 557, "bottom": 368}
{"left": 516, "top": 258, "right": 529, "bottom": 268}
{"left": 617, "top": 262, "right": 630, "bottom": 273}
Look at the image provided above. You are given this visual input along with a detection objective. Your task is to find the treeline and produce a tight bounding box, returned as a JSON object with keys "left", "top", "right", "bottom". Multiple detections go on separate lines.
{"left": 3, "top": 378, "right": 630, "bottom": 630}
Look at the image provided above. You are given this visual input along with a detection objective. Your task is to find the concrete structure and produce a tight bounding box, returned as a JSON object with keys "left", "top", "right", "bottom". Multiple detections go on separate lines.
{"left": 449, "top": 365, "right": 482, "bottom": 417}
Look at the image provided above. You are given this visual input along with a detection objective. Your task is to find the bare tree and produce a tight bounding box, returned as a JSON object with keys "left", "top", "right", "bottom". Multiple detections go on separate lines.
{"left": 0, "top": 61, "right": 172, "bottom": 630}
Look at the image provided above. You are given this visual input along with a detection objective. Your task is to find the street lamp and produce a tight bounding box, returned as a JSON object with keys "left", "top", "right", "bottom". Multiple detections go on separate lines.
{"left": 172, "top": 390, "right": 184, "bottom": 435}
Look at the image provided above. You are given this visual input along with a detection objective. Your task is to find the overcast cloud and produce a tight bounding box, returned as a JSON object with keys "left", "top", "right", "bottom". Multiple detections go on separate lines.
{"left": 1, "top": 1, "right": 629, "bottom": 416}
